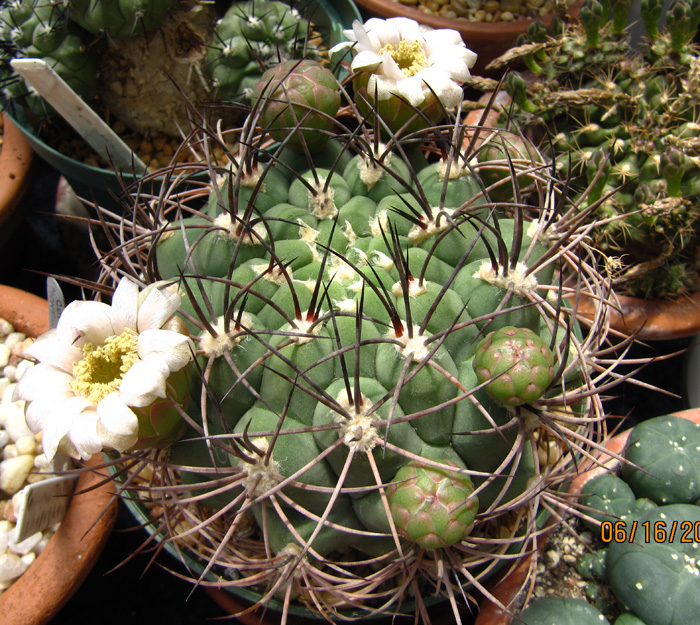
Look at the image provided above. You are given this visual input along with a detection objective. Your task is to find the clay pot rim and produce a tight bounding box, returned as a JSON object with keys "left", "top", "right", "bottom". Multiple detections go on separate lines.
{"left": 575, "top": 289, "right": 700, "bottom": 341}
{"left": 0, "top": 112, "right": 33, "bottom": 233}
{"left": 476, "top": 409, "right": 700, "bottom": 625}
{"left": 0, "top": 284, "right": 118, "bottom": 625}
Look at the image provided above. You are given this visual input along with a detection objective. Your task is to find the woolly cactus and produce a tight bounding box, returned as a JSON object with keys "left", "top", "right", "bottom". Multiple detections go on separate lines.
{"left": 484, "top": 0, "right": 700, "bottom": 299}
{"left": 41, "top": 33, "right": 628, "bottom": 621}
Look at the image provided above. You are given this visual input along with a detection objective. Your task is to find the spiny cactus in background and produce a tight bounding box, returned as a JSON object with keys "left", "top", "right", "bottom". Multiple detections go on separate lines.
{"left": 484, "top": 0, "right": 700, "bottom": 299}
{"left": 0, "top": 0, "right": 333, "bottom": 138}
{"left": 0, "top": 0, "right": 99, "bottom": 116}
{"left": 82, "top": 58, "right": 626, "bottom": 623}
{"left": 570, "top": 414, "right": 700, "bottom": 625}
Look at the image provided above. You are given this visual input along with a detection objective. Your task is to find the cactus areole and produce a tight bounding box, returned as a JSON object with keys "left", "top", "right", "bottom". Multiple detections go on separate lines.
{"left": 62, "top": 24, "right": 620, "bottom": 621}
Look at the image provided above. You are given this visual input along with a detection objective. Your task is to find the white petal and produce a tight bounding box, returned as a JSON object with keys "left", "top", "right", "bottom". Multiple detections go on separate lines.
{"left": 423, "top": 29, "right": 463, "bottom": 50}
{"left": 369, "top": 74, "right": 399, "bottom": 101}
{"left": 427, "top": 48, "right": 475, "bottom": 81}
{"left": 41, "top": 396, "right": 92, "bottom": 461}
{"left": 137, "top": 329, "right": 193, "bottom": 372}
{"left": 390, "top": 17, "right": 424, "bottom": 43}
{"left": 57, "top": 300, "right": 114, "bottom": 345}
{"left": 380, "top": 52, "right": 407, "bottom": 81}
{"left": 96, "top": 393, "right": 139, "bottom": 437}
{"left": 110, "top": 277, "right": 139, "bottom": 334}
{"left": 118, "top": 357, "right": 168, "bottom": 407}
{"left": 351, "top": 49, "right": 383, "bottom": 72}
{"left": 415, "top": 67, "right": 463, "bottom": 107}
{"left": 24, "top": 392, "right": 77, "bottom": 435}
{"left": 14, "top": 364, "right": 73, "bottom": 402}
{"left": 21, "top": 331, "right": 82, "bottom": 374}
{"left": 66, "top": 408, "right": 103, "bottom": 459}
{"left": 137, "top": 285, "right": 180, "bottom": 333}
{"left": 396, "top": 75, "right": 428, "bottom": 107}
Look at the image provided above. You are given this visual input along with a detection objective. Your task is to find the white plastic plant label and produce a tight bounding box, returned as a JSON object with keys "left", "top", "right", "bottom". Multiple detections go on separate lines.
{"left": 13, "top": 472, "right": 79, "bottom": 543}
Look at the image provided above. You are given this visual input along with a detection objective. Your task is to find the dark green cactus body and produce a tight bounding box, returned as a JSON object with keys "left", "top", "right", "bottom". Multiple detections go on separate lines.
{"left": 65, "top": 0, "right": 178, "bottom": 38}
{"left": 622, "top": 415, "right": 700, "bottom": 505}
{"left": 519, "top": 597, "right": 611, "bottom": 625}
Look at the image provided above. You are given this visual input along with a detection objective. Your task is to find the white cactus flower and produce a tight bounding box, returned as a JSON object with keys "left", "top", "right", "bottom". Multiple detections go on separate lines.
{"left": 333, "top": 17, "right": 477, "bottom": 108}
{"left": 14, "top": 278, "right": 194, "bottom": 461}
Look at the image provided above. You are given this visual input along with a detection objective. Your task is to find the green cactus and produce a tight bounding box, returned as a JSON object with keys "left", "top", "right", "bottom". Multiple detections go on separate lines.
{"left": 621, "top": 415, "right": 700, "bottom": 505}
{"left": 86, "top": 51, "right": 626, "bottom": 622}
{"left": 0, "top": 0, "right": 99, "bottom": 116}
{"left": 487, "top": 0, "right": 700, "bottom": 299}
{"left": 519, "top": 597, "right": 611, "bottom": 625}
{"left": 1, "top": 0, "right": 341, "bottom": 141}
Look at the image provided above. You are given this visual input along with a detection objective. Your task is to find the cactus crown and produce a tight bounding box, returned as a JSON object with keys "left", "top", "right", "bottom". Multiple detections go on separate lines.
{"left": 485, "top": 0, "right": 700, "bottom": 299}
{"left": 64, "top": 45, "right": 629, "bottom": 623}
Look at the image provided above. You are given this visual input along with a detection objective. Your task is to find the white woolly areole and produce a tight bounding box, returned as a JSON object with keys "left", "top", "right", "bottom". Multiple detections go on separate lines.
{"left": 391, "top": 279, "right": 427, "bottom": 299}
{"left": 335, "top": 299, "right": 357, "bottom": 312}
{"left": 358, "top": 150, "right": 393, "bottom": 189}
{"left": 389, "top": 324, "right": 430, "bottom": 363}
{"left": 473, "top": 260, "right": 538, "bottom": 295}
{"left": 330, "top": 254, "right": 359, "bottom": 284}
{"left": 213, "top": 213, "right": 267, "bottom": 244}
{"left": 298, "top": 220, "right": 320, "bottom": 243}
{"left": 407, "top": 210, "right": 453, "bottom": 244}
{"left": 334, "top": 390, "right": 377, "bottom": 453}
{"left": 251, "top": 263, "right": 290, "bottom": 285}
{"left": 308, "top": 179, "right": 338, "bottom": 220}
{"left": 436, "top": 159, "right": 469, "bottom": 181}
{"left": 343, "top": 220, "right": 357, "bottom": 246}
{"left": 241, "top": 437, "right": 280, "bottom": 497}
{"left": 199, "top": 314, "right": 252, "bottom": 358}
{"left": 372, "top": 251, "right": 395, "bottom": 272}
{"left": 288, "top": 313, "right": 323, "bottom": 345}
{"left": 369, "top": 209, "right": 389, "bottom": 237}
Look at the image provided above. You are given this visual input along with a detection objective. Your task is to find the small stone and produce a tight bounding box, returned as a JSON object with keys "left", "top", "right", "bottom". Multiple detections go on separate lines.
{"left": 14, "top": 360, "right": 33, "bottom": 382}
{"left": 9, "top": 530, "right": 42, "bottom": 556}
{"left": 546, "top": 549, "right": 561, "bottom": 567}
{"left": 0, "top": 553, "right": 28, "bottom": 583}
{"left": 0, "top": 526, "right": 8, "bottom": 554}
{"left": 0, "top": 431, "right": 9, "bottom": 450}
{"left": 0, "top": 378, "right": 8, "bottom": 398}
{"left": 0, "top": 319, "right": 13, "bottom": 337}
{"left": 2, "top": 444, "right": 18, "bottom": 460}
{"left": 4, "top": 334, "right": 25, "bottom": 351}
{"left": 0, "top": 455, "right": 35, "bottom": 495}
{"left": 0, "top": 345, "right": 10, "bottom": 369}
{"left": 1, "top": 402, "right": 33, "bottom": 442}
{"left": 15, "top": 436, "right": 36, "bottom": 456}
{"left": 2, "top": 366, "right": 16, "bottom": 384}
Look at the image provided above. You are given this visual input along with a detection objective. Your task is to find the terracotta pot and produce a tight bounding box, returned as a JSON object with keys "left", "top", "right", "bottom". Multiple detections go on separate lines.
{"left": 575, "top": 290, "right": 700, "bottom": 341}
{"left": 0, "top": 285, "right": 118, "bottom": 625}
{"left": 0, "top": 113, "right": 33, "bottom": 255}
{"left": 352, "top": 0, "right": 582, "bottom": 76}
{"left": 475, "top": 408, "right": 700, "bottom": 625}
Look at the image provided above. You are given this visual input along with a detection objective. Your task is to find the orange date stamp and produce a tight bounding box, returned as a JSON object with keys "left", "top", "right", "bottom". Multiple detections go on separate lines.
{"left": 600, "top": 520, "right": 700, "bottom": 544}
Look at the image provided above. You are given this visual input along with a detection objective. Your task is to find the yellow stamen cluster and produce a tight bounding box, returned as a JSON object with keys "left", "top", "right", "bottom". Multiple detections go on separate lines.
{"left": 72, "top": 330, "right": 139, "bottom": 403}
{"left": 379, "top": 39, "right": 427, "bottom": 77}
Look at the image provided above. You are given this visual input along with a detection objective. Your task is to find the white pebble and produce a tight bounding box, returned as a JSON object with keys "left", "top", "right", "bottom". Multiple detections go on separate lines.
{"left": 2, "top": 366, "right": 16, "bottom": 383}
{"left": 0, "top": 319, "right": 13, "bottom": 337}
{"left": 9, "top": 530, "right": 42, "bottom": 556}
{"left": 0, "top": 455, "right": 35, "bottom": 495}
{"left": 32, "top": 533, "right": 52, "bottom": 555}
{"left": 0, "top": 345, "right": 10, "bottom": 369}
{"left": 20, "top": 552, "right": 35, "bottom": 568}
{"left": 2, "top": 444, "right": 17, "bottom": 460}
{"left": 0, "top": 378, "right": 8, "bottom": 398}
{"left": 14, "top": 436, "right": 36, "bottom": 457}
{"left": 0, "top": 553, "right": 28, "bottom": 583}
{"left": 1, "top": 402, "right": 33, "bottom": 442}
{"left": 0, "top": 527, "right": 8, "bottom": 554}
{"left": 33, "top": 453, "right": 49, "bottom": 470}
{"left": 14, "top": 360, "right": 33, "bottom": 382}
{"left": 0, "top": 432, "right": 9, "bottom": 451}
{"left": 4, "top": 334, "right": 25, "bottom": 350}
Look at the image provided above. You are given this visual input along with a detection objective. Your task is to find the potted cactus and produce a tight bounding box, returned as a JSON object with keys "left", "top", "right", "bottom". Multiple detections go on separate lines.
{"left": 473, "top": 0, "right": 700, "bottom": 339}
{"left": 11, "top": 16, "right": 636, "bottom": 623}
{"left": 0, "top": 0, "right": 360, "bottom": 208}
{"left": 479, "top": 409, "right": 700, "bottom": 625}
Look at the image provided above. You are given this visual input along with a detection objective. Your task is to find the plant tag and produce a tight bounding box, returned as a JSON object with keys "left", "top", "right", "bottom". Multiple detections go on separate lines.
{"left": 14, "top": 473, "right": 79, "bottom": 542}
{"left": 47, "top": 277, "right": 65, "bottom": 330}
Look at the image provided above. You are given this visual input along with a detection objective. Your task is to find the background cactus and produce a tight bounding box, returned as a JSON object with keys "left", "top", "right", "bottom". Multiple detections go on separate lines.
{"left": 564, "top": 414, "right": 700, "bottom": 625}
{"left": 80, "top": 49, "right": 626, "bottom": 622}
{"left": 480, "top": 0, "right": 700, "bottom": 299}
{"left": 0, "top": 0, "right": 338, "bottom": 143}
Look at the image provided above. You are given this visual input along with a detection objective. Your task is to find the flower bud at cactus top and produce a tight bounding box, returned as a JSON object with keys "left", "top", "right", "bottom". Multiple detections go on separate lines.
{"left": 253, "top": 60, "right": 341, "bottom": 152}
{"left": 473, "top": 326, "right": 555, "bottom": 407}
{"left": 388, "top": 459, "right": 478, "bottom": 550}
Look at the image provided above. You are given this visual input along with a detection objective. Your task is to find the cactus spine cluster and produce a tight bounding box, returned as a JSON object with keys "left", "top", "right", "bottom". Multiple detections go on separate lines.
{"left": 0, "top": 0, "right": 329, "bottom": 137}
{"left": 89, "top": 54, "right": 623, "bottom": 622}
{"left": 487, "top": 0, "right": 700, "bottom": 299}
